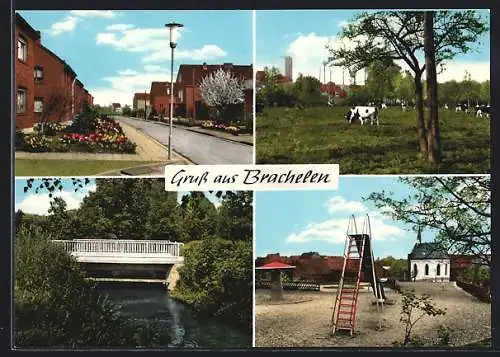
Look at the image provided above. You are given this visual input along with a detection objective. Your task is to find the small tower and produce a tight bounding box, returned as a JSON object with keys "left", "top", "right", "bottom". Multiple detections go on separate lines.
{"left": 416, "top": 225, "right": 422, "bottom": 244}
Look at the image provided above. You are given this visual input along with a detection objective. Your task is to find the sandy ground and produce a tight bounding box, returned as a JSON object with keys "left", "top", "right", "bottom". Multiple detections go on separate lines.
{"left": 255, "top": 282, "right": 491, "bottom": 348}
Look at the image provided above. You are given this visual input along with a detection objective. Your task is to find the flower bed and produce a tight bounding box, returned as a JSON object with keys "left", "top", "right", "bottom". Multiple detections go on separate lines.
{"left": 200, "top": 120, "right": 244, "bottom": 136}
{"left": 17, "top": 117, "right": 136, "bottom": 154}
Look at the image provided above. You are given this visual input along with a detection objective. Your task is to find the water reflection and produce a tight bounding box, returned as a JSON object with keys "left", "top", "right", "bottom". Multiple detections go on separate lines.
{"left": 96, "top": 284, "right": 251, "bottom": 348}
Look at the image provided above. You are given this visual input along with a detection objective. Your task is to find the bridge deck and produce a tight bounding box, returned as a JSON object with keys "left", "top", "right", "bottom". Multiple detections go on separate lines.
{"left": 69, "top": 251, "right": 183, "bottom": 264}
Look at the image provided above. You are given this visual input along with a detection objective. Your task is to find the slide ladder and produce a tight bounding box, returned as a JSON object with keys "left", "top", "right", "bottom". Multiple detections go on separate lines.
{"left": 331, "top": 214, "right": 384, "bottom": 336}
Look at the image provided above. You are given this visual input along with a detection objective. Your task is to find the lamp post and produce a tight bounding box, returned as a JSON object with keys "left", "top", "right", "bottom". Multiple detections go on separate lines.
{"left": 165, "top": 22, "right": 183, "bottom": 160}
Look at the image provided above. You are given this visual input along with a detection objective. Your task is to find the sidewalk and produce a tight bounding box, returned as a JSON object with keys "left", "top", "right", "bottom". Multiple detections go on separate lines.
{"left": 15, "top": 121, "right": 187, "bottom": 163}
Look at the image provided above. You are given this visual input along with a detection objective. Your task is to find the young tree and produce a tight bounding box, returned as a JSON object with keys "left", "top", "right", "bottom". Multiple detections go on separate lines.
{"left": 293, "top": 74, "right": 324, "bottom": 106}
{"left": 424, "top": 11, "right": 440, "bottom": 164}
{"left": 328, "top": 10, "right": 488, "bottom": 157}
{"left": 366, "top": 176, "right": 491, "bottom": 267}
{"left": 199, "top": 68, "right": 245, "bottom": 123}
{"left": 365, "top": 59, "right": 401, "bottom": 102}
{"left": 36, "top": 87, "right": 72, "bottom": 133}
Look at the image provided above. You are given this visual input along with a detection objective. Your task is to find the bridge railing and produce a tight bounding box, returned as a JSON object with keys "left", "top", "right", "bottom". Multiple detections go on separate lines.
{"left": 51, "top": 239, "right": 184, "bottom": 257}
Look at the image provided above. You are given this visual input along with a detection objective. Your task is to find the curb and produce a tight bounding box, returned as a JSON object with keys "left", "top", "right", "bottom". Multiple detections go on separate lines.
{"left": 96, "top": 162, "right": 167, "bottom": 176}
{"left": 124, "top": 116, "right": 254, "bottom": 147}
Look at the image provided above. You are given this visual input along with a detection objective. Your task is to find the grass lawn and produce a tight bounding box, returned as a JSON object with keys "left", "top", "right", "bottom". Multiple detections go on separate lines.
{"left": 256, "top": 106, "right": 490, "bottom": 174}
{"left": 15, "top": 159, "right": 162, "bottom": 176}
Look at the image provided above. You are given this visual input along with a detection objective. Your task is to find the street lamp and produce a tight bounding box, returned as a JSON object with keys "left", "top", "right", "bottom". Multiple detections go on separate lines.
{"left": 165, "top": 22, "right": 183, "bottom": 160}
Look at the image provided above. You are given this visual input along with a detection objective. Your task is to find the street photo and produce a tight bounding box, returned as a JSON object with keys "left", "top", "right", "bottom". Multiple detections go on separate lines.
{"left": 255, "top": 10, "right": 490, "bottom": 174}
{"left": 14, "top": 178, "right": 253, "bottom": 348}
{"left": 14, "top": 10, "right": 253, "bottom": 176}
{"left": 254, "top": 176, "right": 491, "bottom": 348}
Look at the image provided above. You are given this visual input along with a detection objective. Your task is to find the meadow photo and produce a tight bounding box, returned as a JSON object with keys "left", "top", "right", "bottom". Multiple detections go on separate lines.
{"left": 254, "top": 176, "right": 491, "bottom": 348}
{"left": 255, "top": 10, "right": 490, "bottom": 174}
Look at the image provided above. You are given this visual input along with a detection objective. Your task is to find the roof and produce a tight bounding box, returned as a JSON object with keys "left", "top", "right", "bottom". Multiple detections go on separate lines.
{"left": 15, "top": 13, "right": 41, "bottom": 40}
{"left": 324, "top": 256, "right": 344, "bottom": 271}
{"left": 39, "top": 45, "right": 77, "bottom": 78}
{"left": 150, "top": 81, "right": 179, "bottom": 96}
{"left": 255, "top": 261, "right": 296, "bottom": 270}
{"left": 112, "top": 103, "right": 121, "bottom": 107}
{"left": 409, "top": 242, "right": 449, "bottom": 260}
{"left": 134, "top": 92, "right": 151, "bottom": 100}
{"left": 75, "top": 79, "right": 84, "bottom": 88}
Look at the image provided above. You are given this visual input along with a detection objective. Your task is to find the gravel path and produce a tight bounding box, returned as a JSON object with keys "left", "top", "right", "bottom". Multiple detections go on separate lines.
{"left": 255, "top": 282, "right": 491, "bottom": 348}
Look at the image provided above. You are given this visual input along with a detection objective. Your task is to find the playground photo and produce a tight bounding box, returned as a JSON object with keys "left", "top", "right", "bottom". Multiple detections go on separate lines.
{"left": 254, "top": 176, "right": 491, "bottom": 348}
{"left": 255, "top": 9, "right": 490, "bottom": 174}
{"left": 14, "top": 178, "right": 253, "bottom": 348}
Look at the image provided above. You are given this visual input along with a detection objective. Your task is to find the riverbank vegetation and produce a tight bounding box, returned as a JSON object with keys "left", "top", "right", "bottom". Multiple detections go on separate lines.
{"left": 15, "top": 178, "right": 253, "bottom": 346}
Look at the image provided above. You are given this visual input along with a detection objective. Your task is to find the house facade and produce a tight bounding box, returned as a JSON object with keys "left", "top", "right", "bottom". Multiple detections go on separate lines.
{"left": 15, "top": 13, "right": 93, "bottom": 130}
{"left": 149, "top": 82, "right": 180, "bottom": 117}
{"left": 133, "top": 92, "right": 151, "bottom": 111}
{"left": 408, "top": 240, "right": 450, "bottom": 282}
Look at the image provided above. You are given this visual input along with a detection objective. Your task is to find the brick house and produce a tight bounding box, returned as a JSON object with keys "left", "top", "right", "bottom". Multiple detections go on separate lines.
{"left": 176, "top": 63, "right": 253, "bottom": 120}
{"left": 320, "top": 82, "right": 348, "bottom": 98}
{"left": 255, "top": 70, "right": 292, "bottom": 84}
{"left": 133, "top": 92, "right": 151, "bottom": 111}
{"left": 15, "top": 13, "right": 93, "bottom": 130}
{"left": 149, "top": 82, "right": 181, "bottom": 117}
{"left": 15, "top": 13, "right": 40, "bottom": 129}
{"left": 112, "top": 103, "right": 122, "bottom": 113}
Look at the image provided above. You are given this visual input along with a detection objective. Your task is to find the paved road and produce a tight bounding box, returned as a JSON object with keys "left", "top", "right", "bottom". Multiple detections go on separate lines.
{"left": 116, "top": 116, "right": 253, "bottom": 165}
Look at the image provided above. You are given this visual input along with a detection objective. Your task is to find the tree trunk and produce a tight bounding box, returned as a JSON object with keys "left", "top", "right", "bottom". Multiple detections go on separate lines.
{"left": 414, "top": 72, "right": 427, "bottom": 154}
{"left": 424, "top": 11, "right": 441, "bottom": 164}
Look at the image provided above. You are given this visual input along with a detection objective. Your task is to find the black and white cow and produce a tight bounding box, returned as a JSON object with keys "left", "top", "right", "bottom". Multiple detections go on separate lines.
{"left": 475, "top": 105, "right": 491, "bottom": 118}
{"left": 444, "top": 103, "right": 449, "bottom": 110}
{"left": 344, "top": 106, "right": 379, "bottom": 126}
{"left": 455, "top": 103, "right": 469, "bottom": 113}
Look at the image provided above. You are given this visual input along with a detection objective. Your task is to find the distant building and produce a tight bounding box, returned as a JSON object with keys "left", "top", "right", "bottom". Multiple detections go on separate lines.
{"left": 112, "top": 103, "right": 122, "bottom": 113}
{"left": 149, "top": 82, "right": 181, "bottom": 117}
{"left": 320, "top": 82, "right": 348, "bottom": 99}
{"left": 133, "top": 92, "right": 151, "bottom": 111}
{"left": 408, "top": 227, "right": 450, "bottom": 282}
{"left": 284, "top": 56, "right": 293, "bottom": 81}
{"left": 255, "top": 70, "right": 293, "bottom": 85}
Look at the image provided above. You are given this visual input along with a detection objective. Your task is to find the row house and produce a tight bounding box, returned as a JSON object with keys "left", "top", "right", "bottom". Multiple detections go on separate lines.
{"left": 15, "top": 13, "right": 93, "bottom": 130}
{"left": 133, "top": 92, "right": 151, "bottom": 111}
{"left": 149, "top": 82, "right": 181, "bottom": 116}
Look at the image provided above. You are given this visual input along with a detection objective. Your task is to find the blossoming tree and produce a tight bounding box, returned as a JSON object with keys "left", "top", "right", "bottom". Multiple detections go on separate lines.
{"left": 199, "top": 68, "right": 245, "bottom": 123}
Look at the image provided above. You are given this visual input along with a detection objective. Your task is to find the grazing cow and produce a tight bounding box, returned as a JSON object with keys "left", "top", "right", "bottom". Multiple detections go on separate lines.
{"left": 455, "top": 103, "right": 469, "bottom": 113}
{"left": 344, "top": 106, "right": 379, "bottom": 126}
{"left": 476, "top": 105, "right": 491, "bottom": 119}
{"left": 401, "top": 103, "right": 407, "bottom": 111}
{"left": 444, "top": 103, "right": 449, "bottom": 110}
{"left": 380, "top": 103, "right": 388, "bottom": 109}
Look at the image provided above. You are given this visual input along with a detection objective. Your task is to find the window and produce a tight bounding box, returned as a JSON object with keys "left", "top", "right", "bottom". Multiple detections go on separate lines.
{"left": 413, "top": 264, "right": 418, "bottom": 277}
{"left": 179, "top": 90, "right": 183, "bottom": 102}
{"left": 16, "top": 89, "right": 26, "bottom": 113}
{"left": 34, "top": 97, "right": 43, "bottom": 113}
{"left": 436, "top": 264, "right": 441, "bottom": 276}
{"left": 425, "top": 264, "right": 429, "bottom": 276}
{"left": 17, "top": 36, "right": 27, "bottom": 61}
{"left": 167, "top": 88, "right": 171, "bottom": 95}
{"left": 445, "top": 264, "right": 448, "bottom": 275}
{"left": 34, "top": 66, "right": 44, "bottom": 81}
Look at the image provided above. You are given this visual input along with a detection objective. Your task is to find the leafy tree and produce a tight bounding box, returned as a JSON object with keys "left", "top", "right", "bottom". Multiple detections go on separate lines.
{"left": 394, "top": 71, "right": 416, "bottom": 104}
{"left": 121, "top": 105, "right": 132, "bottom": 117}
{"left": 218, "top": 191, "right": 253, "bottom": 242}
{"left": 329, "top": 10, "right": 488, "bottom": 159}
{"left": 479, "top": 80, "right": 490, "bottom": 104}
{"left": 366, "top": 176, "right": 491, "bottom": 266}
{"left": 293, "top": 74, "right": 325, "bottom": 106}
{"left": 365, "top": 59, "right": 401, "bottom": 101}
{"left": 179, "top": 192, "right": 219, "bottom": 242}
{"left": 171, "top": 238, "right": 253, "bottom": 331}
{"left": 14, "top": 225, "right": 169, "bottom": 347}
{"left": 199, "top": 68, "right": 245, "bottom": 123}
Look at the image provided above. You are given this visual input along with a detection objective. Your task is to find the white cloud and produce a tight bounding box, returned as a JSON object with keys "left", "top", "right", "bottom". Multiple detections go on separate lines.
{"left": 90, "top": 66, "right": 173, "bottom": 106}
{"left": 337, "top": 20, "right": 348, "bottom": 28}
{"left": 47, "top": 16, "right": 81, "bottom": 36}
{"left": 264, "top": 32, "right": 489, "bottom": 84}
{"left": 70, "top": 10, "right": 118, "bottom": 18}
{"left": 142, "top": 44, "right": 227, "bottom": 63}
{"left": 16, "top": 184, "right": 97, "bottom": 216}
{"left": 324, "top": 196, "right": 367, "bottom": 214}
{"left": 106, "top": 23, "right": 135, "bottom": 31}
{"left": 117, "top": 69, "right": 138, "bottom": 76}
{"left": 143, "top": 65, "right": 168, "bottom": 73}
{"left": 286, "top": 215, "right": 404, "bottom": 244}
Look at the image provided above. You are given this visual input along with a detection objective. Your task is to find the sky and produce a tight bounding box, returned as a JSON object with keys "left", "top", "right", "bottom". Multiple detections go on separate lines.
{"left": 14, "top": 178, "right": 223, "bottom": 215}
{"left": 256, "top": 9, "right": 490, "bottom": 84}
{"left": 255, "top": 176, "right": 442, "bottom": 260}
{"left": 17, "top": 10, "right": 253, "bottom": 107}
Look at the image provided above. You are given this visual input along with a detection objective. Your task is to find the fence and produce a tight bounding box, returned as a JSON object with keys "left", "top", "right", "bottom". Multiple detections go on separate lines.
{"left": 456, "top": 280, "right": 491, "bottom": 302}
{"left": 51, "top": 239, "right": 184, "bottom": 257}
{"left": 256, "top": 280, "right": 320, "bottom": 291}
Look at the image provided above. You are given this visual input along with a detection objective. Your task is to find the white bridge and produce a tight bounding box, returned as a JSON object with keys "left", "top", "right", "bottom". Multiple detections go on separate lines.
{"left": 52, "top": 239, "right": 184, "bottom": 265}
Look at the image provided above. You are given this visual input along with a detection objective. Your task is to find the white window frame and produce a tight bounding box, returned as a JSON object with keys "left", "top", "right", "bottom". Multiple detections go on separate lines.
{"left": 34, "top": 67, "right": 44, "bottom": 80}
{"left": 179, "top": 89, "right": 183, "bottom": 102}
{"left": 18, "top": 37, "right": 27, "bottom": 62}
{"left": 16, "top": 89, "right": 26, "bottom": 113}
{"left": 34, "top": 97, "right": 43, "bottom": 113}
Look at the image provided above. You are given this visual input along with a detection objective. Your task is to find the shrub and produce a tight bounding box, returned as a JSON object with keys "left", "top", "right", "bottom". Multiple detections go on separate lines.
{"left": 15, "top": 129, "right": 26, "bottom": 149}
{"left": 33, "top": 121, "right": 66, "bottom": 136}
{"left": 22, "top": 134, "right": 51, "bottom": 153}
{"left": 225, "top": 126, "right": 240, "bottom": 136}
{"left": 201, "top": 120, "right": 214, "bottom": 129}
{"left": 14, "top": 226, "right": 170, "bottom": 347}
